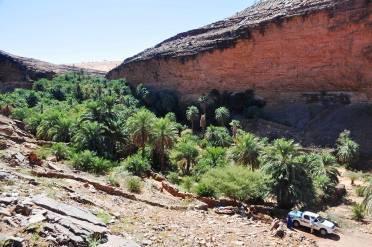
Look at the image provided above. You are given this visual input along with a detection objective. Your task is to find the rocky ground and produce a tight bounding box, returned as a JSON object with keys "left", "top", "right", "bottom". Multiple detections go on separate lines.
{"left": 0, "top": 114, "right": 370, "bottom": 247}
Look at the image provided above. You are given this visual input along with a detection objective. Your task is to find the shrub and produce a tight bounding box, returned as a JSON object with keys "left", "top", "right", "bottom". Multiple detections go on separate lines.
{"left": 346, "top": 171, "right": 361, "bottom": 186}
{"left": 51, "top": 143, "right": 70, "bottom": 161}
{"left": 195, "top": 183, "right": 216, "bottom": 197}
{"left": 355, "top": 186, "right": 365, "bottom": 197}
{"left": 352, "top": 203, "right": 365, "bottom": 221}
{"left": 71, "top": 150, "right": 113, "bottom": 174}
{"left": 198, "top": 166, "right": 269, "bottom": 203}
{"left": 336, "top": 130, "right": 359, "bottom": 168}
{"left": 181, "top": 176, "right": 194, "bottom": 192}
{"left": 167, "top": 172, "right": 181, "bottom": 185}
{"left": 122, "top": 152, "right": 151, "bottom": 177}
{"left": 126, "top": 176, "right": 143, "bottom": 193}
{"left": 204, "top": 126, "right": 232, "bottom": 147}
{"left": 26, "top": 92, "right": 39, "bottom": 107}
{"left": 96, "top": 210, "right": 111, "bottom": 224}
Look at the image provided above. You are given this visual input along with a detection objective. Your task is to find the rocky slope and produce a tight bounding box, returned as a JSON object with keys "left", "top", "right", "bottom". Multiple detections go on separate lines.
{"left": 0, "top": 50, "right": 104, "bottom": 91}
{"left": 107, "top": 0, "right": 372, "bottom": 103}
{"left": 69, "top": 61, "right": 121, "bottom": 73}
{"left": 0, "top": 114, "right": 318, "bottom": 247}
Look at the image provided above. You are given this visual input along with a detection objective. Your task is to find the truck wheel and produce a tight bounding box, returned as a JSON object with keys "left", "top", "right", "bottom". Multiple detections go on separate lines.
{"left": 293, "top": 221, "right": 300, "bottom": 227}
{"left": 320, "top": 229, "right": 327, "bottom": 236}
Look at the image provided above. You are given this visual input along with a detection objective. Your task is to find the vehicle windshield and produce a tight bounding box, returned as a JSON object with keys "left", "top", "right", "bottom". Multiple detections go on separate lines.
{"left": 316, "top": 216, "right": 325, "bottom": 223}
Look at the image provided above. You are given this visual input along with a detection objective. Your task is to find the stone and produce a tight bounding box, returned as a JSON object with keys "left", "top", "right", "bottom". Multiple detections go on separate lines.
{"left": 99, "top": 235, "right": 140, "bottom": 247}
{"left": 28, "top": 213, "right": 46, "bottom": 224}
{"left": 0, "top": 207, "right": 11, "bottom": 217}
{"left": 32, "top": 195, "right": 105, "bottom": 226}
{"left": 0, "top": 197, "right": 18, "bottom": 205}
{"left": 15, "top": 204, "right": 32, "bottom": 216}
{"left": 0, "top": 235, "right": 24, "bottom": 247}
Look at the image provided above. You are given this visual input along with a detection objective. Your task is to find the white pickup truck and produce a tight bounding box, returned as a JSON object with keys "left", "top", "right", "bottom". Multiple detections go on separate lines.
{"left": 288, "top": 211, "right": 336, "bottom": 236}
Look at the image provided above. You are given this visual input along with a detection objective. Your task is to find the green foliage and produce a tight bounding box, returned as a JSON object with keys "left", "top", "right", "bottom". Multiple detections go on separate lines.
{"left": 352, "top": 203, "right": 365, "bottom": 221}
{"left": 346, "top": 171, "right": 362, "bottom": 185}
{"left": 197, "top": 166, "right": 269, "bottom": 202}
{"left": 170, "top": 134, "right": 199, "bottom": 175}
{"left": 126, "top": 176, "right": 143, "bottom": 193}
{"left": 356, "top": 186, "right": 365, "bottom": 197}
{"left": 181, "top": 176, "right": 194, "bottom": 192}
{"left": 186, "top": 106, "right": 199, "bottom": 132}
{"left": 71, "top": 150, "right": 114, "bottom": 174}
{"left": 229, "top": 132, "right": 261, "bottom": 170}
{"left": 194, "top": 146, "right": 226, "bottom": 178}
{"left": 51, "top": 143, "right": 70, "bottom": 161}
{"left": 167, "top": 172, "right": 181, "bottom": 185}
{"left": 195, "top": 182, "right": 216, "bottom": 197}
{"left": 25, "top": 92, "right": 39, "bottom": 107}
{"left": 260, "top": 139, "right": 315, "bottom": 208}
{"left": 336, "top": 130, "right": 359, "bottom": 168}
{"left": 215, "top": 106, "right": 230, "bottom": 126}
{"left": 97, "top": 210, "right": 111, "bottom": 224}
{"left": 121, "top": 152, "right": 151, "bottom": 177}
{"left": 204, "top": 126, "right": 232, "bottom": 147}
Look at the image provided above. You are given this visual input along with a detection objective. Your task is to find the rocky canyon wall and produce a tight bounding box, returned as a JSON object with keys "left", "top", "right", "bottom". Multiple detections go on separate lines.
{"left": 108, "top": 0, "right": 372, "bottom": 105}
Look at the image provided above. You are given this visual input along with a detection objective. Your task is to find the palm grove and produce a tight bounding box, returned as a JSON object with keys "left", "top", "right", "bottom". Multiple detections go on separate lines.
{"left": 0, "top": 73, "right": 370, "bottom": 213}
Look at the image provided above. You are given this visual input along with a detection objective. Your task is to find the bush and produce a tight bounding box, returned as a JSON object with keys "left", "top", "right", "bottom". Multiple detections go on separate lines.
{"left": 198, "top": 166, "right": 269, "bottom": 203}
{"left": 181, "top": 176, "right": 194, "bottom": 192}
{"left": 346, "top": 171, "right": 361, "bottom": 186}
{"left": 71, "top": 150, "right": 113, "bottom": 174}
{"left": 352, "top": 203, "right": 365, "bottom": 221}
{"left": 122, "top": 152, "right": 151, "bottom": 177}
{"left": 356, "top": 186, "right": 365, "bottom": 197}
{"left": 126, "top": 176, "right": 143, "bottom": 193}
{"left": 195, "top": 183, "right": 216, "bottom": 197}
{"left": 51, "top": 143, "right": 70, "bottom": 161}
{"left": 25, "top": 92, "right": 39, "bottom": 107}
{"left": 167, "top": 172, "right": 181, "bottom": 185}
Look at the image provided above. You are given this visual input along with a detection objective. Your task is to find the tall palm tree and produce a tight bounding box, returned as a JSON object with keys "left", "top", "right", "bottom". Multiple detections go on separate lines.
{"left": 152, "top": 118, "right": 178, "bottom": 171}
{"left": 186, "top": 106, "right": 199, "bottom": 133}
{"left": 127, "top": 109, "right": 155, "bottom": 157}
{"left": 336, "top": 130, "right": 359, "bottom": 168}
{"left": 230, "top": 120, "right": 241, "bottom": 138}
{"left": 48, "top": 117, "right": 73, "bottom": 142}
{"left": 229, "top": 132, "right": 261, "bottom": 170}
{"left": 215, "top": 107, "right": 230, "bottom": 126}
{"left": 260, "top": 139, "right": 314, "bottom": 208}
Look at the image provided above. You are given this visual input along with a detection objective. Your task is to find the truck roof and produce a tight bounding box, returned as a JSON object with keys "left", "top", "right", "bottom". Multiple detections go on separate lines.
{"left": 303, "top": 211, "right": 319, "bottom": 218}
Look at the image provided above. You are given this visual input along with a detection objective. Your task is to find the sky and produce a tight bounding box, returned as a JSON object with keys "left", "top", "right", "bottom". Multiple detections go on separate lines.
{"left": 0, "top": 0, "right": 255, "bottom": 64}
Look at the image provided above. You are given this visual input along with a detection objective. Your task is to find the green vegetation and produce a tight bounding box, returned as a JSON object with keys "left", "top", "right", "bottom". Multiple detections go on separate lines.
{"left": 351, "top": 203, "right": 365, "bottom": 221}
{"left": 0, "top": 73, "right": 364, "bottom": 210}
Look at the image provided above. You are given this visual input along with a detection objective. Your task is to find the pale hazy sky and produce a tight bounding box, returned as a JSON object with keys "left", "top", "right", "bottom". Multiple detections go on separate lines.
{"left": 0, "top": 0, "right": 255, "bottom": 64}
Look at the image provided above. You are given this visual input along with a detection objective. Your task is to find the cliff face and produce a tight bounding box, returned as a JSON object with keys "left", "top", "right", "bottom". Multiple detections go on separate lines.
{"left": 0, "top": 50, "right": 104, "bottom": 91}
{"left": 107, "top": 0, "right": 372, "bottom": 104}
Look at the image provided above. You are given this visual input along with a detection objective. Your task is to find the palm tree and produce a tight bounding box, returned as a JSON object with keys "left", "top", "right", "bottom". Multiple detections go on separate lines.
{"left": 127, "top": 109, "right": 155, "bottom": 157}
{"left": 198, "top": 95, "right": 208, "bottom": 114}
{"left": 229, "top": 132, "right": 261, "bottom": 170}
{"left": 204, "top": 126, "right": 232, "bottom": 147}
{"left": 170, "top": 137, "right": 199, "bottom": 175}
{"left": 260, "top": 138, "right": 314, "bottom": 208}
{"left": 230, "top": 120, "right": 241, "bottom": 138}
{"left": 152, "top": 118, "right": 178, "bottom": 171}
{"left": 48, "top": 117, "right": 73, "bottom": 142}
{"left": 186, "top": 106, "right": 199, "bottom": 133}
{"left": 336, "top": 130, "right": 359, "bottom": 168}
{"left": 36, "top": 111, "right": 61, "bottom": 140}
{"left": 215, "top": 107, "right": 230, "bottom": 126}
{"left": 72, "top": 121, "right": 105, "bottom": 154}
{"left": 362, "top": 180, "right": 372, "bottom": 215}
{"left": 199, "top": 146, "right": 226, "bottom": 168}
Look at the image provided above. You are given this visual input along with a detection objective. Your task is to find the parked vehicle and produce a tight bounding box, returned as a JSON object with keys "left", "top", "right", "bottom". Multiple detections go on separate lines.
{"left": 288, "top": 210, "right": 336, "bottom": 236}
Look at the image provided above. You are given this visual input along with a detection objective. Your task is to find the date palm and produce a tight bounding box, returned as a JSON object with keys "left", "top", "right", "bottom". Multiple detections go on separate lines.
{"left": 127, "top": 109, "right": 155, "bottom": 157}
{"left": 152, "top": 118, "right": 178, "bottom": 171}
{"left": 229, "top": 132, "right": 261, "bottom": 170}
{"left": 215, "top": 107, "right": 230, "bottom": 126}
{"left": 186, "top": 106, "right": 199, "bottom": 133}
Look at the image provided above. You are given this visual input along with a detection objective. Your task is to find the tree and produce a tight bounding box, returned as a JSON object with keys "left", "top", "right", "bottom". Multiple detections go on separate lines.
{"left": 229, "top": 132, "right": 261, "bottom": 170}
{"left": 215, "top": 107, "right": 230, "bottom": 126}
{"left": 186, "top": 106, "right": 199, "bottom": 133}
{"left": 204, "top": 126, "right": 232, "bottom": 147}
{"left": 230, "top": 120, "right": 241, "bottom": 138}
{"left": 152, "top": 118, "right": 178, "bottom": 171}
{"left": 336, "top": 130, "right": 359, "bottom": 168}
{"left": 127, "top": 109, "right": 155, "bottom": 157}
{"left": 170, "top": 137, "right": 199, "bottom": 175}
{"left": 25, "top": 92, "right": 39, "bottom": 108}
{"left": 198, "top": 95, "right": 208, "bottom": 114}
{"left": 194, "top": 146, "right": 226, "bottom": 177}
{"left": 260, "top": 139, "right": 315, "bottom": 208}
{"left": 72, "top": 121, "right": 105, "bottom": 154}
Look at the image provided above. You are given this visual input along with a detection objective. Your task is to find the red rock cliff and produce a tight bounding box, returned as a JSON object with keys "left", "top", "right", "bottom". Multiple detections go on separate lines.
{"left": 107, "top": 0, "right": 372, "bottom": 104}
